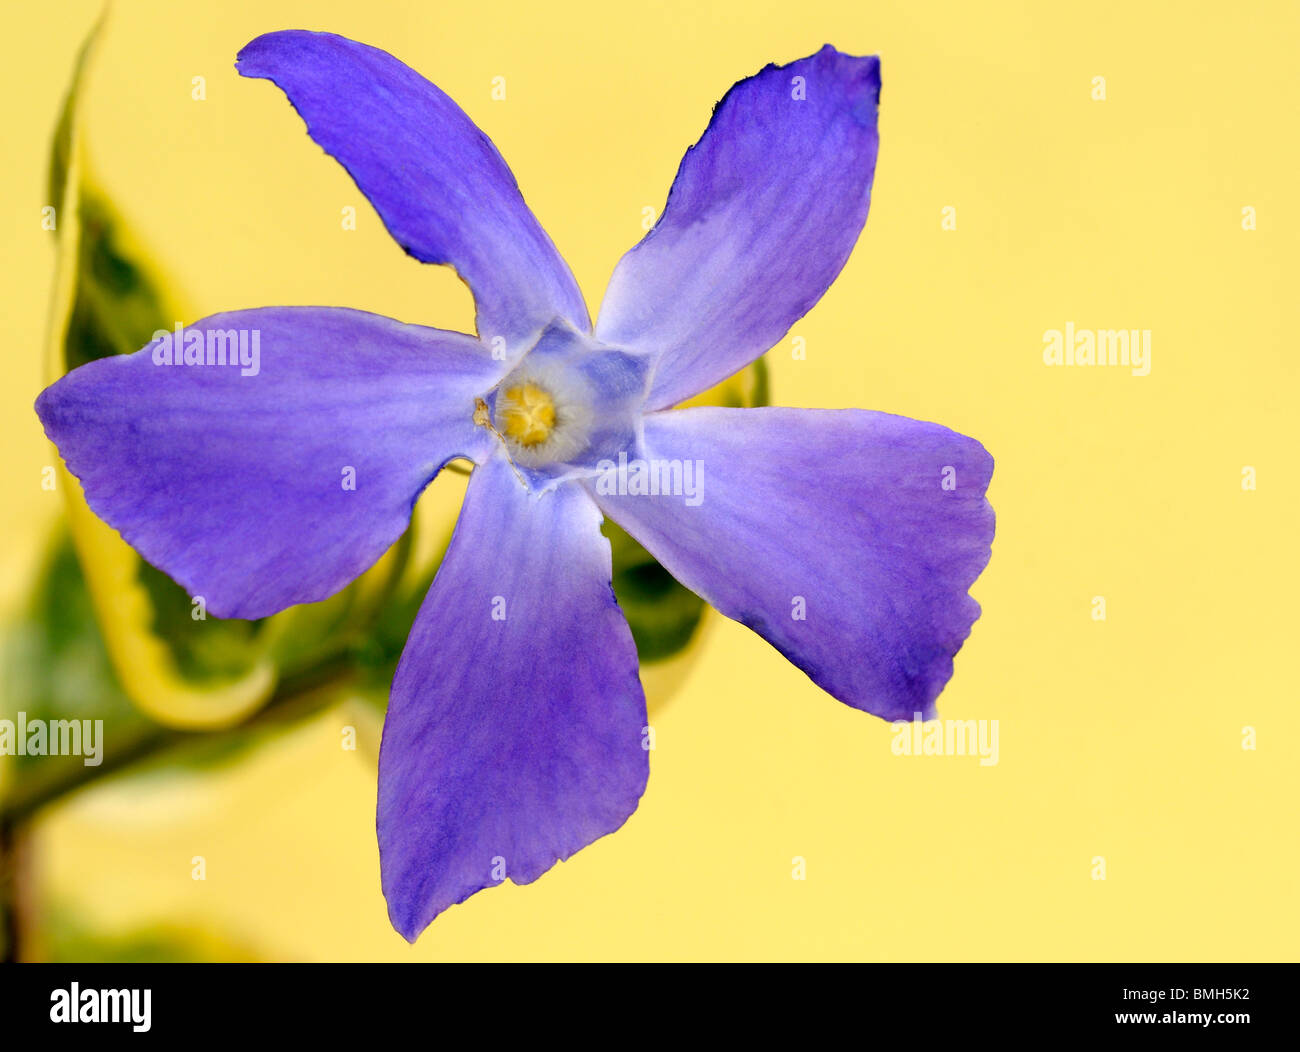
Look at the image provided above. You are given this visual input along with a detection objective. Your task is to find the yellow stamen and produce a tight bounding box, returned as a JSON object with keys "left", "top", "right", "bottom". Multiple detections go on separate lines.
{"left": 498, "top": 382, "right": 556, "bottom": 447}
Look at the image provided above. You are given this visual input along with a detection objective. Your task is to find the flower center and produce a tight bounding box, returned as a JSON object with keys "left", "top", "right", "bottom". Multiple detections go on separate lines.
{"left": 497, "top": 382, "right": 557, "bottom": 448}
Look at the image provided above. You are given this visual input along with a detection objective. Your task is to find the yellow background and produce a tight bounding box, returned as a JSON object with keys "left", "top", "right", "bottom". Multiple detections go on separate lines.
{"left": 2, "top": 0, "right": 1296, "bottom": 960}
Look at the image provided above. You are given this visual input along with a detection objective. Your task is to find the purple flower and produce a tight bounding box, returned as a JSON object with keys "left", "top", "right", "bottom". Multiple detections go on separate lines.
{"left": 35, "top": 32, "right": 995, "bottom": 939}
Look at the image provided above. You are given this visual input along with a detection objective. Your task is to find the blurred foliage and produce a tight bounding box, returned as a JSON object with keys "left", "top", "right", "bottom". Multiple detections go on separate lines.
{"left": 43, "top": 906, "right": 260, "bottom": 963}
{"left": 605, "top": 522, "right": 706, "bottom": 662}
{"left": 682, "top": 354, "right": 769, "bottom": 411}
{"left": 1, "top": 533, "right": 160, "bottom": 814}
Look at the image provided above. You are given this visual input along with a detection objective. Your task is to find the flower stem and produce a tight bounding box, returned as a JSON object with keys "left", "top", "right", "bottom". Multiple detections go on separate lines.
{"left": 0, "top": 814, "right": 36, "bottom": 963}
{"left": 0, "top": 654, "right": 358, "bottom": 826}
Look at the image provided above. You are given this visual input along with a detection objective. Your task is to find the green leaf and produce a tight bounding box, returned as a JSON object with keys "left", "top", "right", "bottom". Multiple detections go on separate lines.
{"left": 0, "top": 532, "right": 164, "bottom": 813}
{"left": 605, "top": 521, "right": 707, "bottom": 663}
{"left": 64, "top": 194, "right": 180, "bottom": 370}
{"left": 0, "top": 530, "right": 367, "bottom": 819}
{"left": 45, "top": 7, "right": 103, "bottom": 217}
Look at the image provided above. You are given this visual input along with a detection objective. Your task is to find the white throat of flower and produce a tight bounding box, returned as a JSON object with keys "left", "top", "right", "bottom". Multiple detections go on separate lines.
{"left": 492, "top": 358, "right": 594, "bottom": 468}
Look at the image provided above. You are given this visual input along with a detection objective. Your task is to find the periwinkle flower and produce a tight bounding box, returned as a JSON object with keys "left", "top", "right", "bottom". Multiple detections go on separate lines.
{"left": 35, "top": 32, "right": 994, "bottom": 939}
